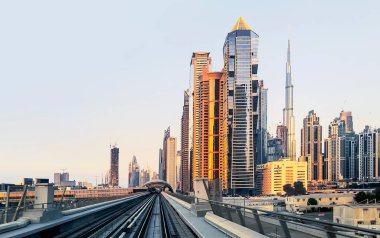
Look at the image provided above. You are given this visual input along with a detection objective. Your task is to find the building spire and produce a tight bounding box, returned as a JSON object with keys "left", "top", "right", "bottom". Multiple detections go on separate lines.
{"left": 230, "top": 17, "right": 251, "bottom": 32}
{"left": 287, "top": 39, "right": 291, "bottom": 64}
{"left": 284, "top": 39, "right": 296, "bottom": 161}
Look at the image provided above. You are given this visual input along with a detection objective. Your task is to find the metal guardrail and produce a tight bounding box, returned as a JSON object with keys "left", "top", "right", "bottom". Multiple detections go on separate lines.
{"left": 171, "top": 193, "right": 380, "bottom": 238}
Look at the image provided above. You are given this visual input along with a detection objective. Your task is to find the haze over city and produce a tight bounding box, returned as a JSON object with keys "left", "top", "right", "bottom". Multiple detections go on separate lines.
{"left": 1, "top": 0, "right": 379, "bottom": 187}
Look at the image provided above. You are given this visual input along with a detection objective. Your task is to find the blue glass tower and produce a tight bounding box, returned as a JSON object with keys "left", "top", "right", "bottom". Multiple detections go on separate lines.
{"left": 224, "top": 17, "right": 260, "bottom": 195}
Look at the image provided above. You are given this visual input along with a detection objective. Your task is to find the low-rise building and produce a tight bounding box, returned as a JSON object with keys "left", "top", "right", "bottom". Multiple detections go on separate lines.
{"left": 256, "top": 159, "right": 307, "bottom": 195}
{"left": 333, "top": 204, "right": 380, "bottom": 230}
{"left": 286, "top": 193, "right": 354, "bottom": 212}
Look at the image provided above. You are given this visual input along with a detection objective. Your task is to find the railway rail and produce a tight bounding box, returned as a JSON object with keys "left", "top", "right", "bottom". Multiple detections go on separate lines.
{"left": 5, "top": 193, "right": 197, "bottom": 238}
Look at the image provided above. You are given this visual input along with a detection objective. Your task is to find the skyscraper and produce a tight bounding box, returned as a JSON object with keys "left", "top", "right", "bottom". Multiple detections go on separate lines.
{"left": 340, "top": 111, "right": 354, "bottom": 133}
{"left": 325, "top": 117, "right": 346, "bottom": 181}
{"left": 180, "top": 90, "right": 190, "bottom": 192}
{"left": 160, "top": 127, "right": 170, "bottom": 181}
{"left": 109, "top": 145, "right": 119, "bottom": 187}
{"left": 267, "top": 136, "right": 283, "bottom": 162}
{"left": 198, "top": 69, "right": 228, "bottom": 191}
{"left": 128, "top": 155, "right": 140, "bottom": 187}
{"left": 257, "top": 80, "right": 268, "bottom": 166}
{"left": 224, "top": 17, "right": 259, "bottom": 195}
{"left": 166, "top": 137, "right": 177, "bottom": 190}
{"left": 158, "top": 148, "right": 163, "bottom": 180}
{"left": 190, "top": 52, "right": 212, "bottom": 187}
{"left": 325, "top": 112, "right": 358, "bottom": 181}
{"left": 128, "top": 161, "right": 132, "bottom": 187}
{"left": 176, "top": 151, "right": 181, "bottom": 191}
{"left": 300, "top": 110, "right": 323, "bottom": 182}
{"left": 358, "top": 126, "right": 380, "bottom": 181}
{"left": 283, "top": 40, "right": 296, "bottom": 161}
{"left": 276, "top": 125, "right": 288, "bottom": 156}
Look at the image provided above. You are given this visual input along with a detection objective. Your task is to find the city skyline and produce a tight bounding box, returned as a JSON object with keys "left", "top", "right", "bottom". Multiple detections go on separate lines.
{"left": 1, "top": 1, "right": 380, "bottom": 187}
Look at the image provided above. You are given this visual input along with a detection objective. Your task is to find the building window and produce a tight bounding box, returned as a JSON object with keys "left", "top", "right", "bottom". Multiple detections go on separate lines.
{"left": 363, "top": 209, "right": 368, "bottom": 216}
{"left": 371, "top": 221, "right": 376, "bottom": 225}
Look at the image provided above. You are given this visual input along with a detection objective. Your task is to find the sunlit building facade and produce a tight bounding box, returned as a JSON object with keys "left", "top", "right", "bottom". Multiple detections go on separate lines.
{"left": 199, "top": 69, "right": 228, "bottom": 191}
{"left": 166, "top": 137, "right": 177, "bottom": 190}
{"left": 340, "top": 111, "right": 354, "bottom": 133}
{"left": 256, "top": 159, "right": 307, "bottom": 195}
{"left": 190, "top": 52, "right": 212, "bottom": 189}
{"left": 223, "top": 17, "right": 259, "bottom": 195}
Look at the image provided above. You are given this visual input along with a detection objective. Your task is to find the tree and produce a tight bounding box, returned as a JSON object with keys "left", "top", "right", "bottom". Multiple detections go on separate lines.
{"left": 294, "top": 181, "right": 307, "bottom": 195}
{"left": 374, "top": 187, "right": 380, "bottom": 201}
{"left": 354, "top": 191, "right": 368, "bottom": 203}
{"left": 308, "top": 198, "right": 318, "bottom": 205}
{"left": 283, "top": 184, "right": 295, "bottom": 196}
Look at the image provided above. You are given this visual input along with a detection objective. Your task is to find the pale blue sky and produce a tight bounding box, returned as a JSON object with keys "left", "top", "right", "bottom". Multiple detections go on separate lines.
{"left": 1, "top": 1, "right": 379, "bottom": 187}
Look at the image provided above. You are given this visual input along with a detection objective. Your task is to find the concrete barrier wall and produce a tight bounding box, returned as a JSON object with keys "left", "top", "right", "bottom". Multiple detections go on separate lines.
{"left": 164, "top": 192, "right": 192, "bottom": 210}
{"left": 0, "top": 218, "right": 30, "bottom": 234}
{"left": 260, "top": 216, "right": 328, "bottom": 238}
{"left": 205, "top": 212, "right": 267, "bottom": 238}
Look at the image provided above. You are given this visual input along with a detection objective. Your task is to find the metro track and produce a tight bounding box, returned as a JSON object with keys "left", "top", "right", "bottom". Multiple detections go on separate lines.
{"left": 33, "top": 193, "right": 198, "bottom": 238}
{"left": 112, "top": 193, "right": 197, "bottom": 238}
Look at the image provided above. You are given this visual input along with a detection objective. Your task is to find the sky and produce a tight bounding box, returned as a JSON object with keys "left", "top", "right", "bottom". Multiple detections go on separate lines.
{"left": 0, "top": 1, "right": 379, "bottom": 187}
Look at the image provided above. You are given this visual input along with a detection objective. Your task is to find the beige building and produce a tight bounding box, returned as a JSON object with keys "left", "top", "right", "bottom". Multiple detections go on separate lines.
{"left": 257, "top": 159, "right": 307, "bottom": 195}
{"left": 333, "top": 204, "right": 380, "bottom": 229}
{"left": 191, "top": 52, "right": 212, "bottom": 185}
{"left": 286, "top": 193, "right": 354, "bottom": 212}
{"left": 166, "top": 137, "right": 177, "bottom": 190}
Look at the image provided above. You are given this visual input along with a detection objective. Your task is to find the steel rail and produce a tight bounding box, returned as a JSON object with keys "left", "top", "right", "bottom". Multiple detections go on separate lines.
{"left": 108, "top": 194, "right": 157, "bottom": 238}
{"left": 53, "top": 195, "right": 150, "bottom": 238}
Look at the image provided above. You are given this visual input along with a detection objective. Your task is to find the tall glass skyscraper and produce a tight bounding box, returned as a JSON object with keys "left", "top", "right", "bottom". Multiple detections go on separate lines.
{"left": 223, "top": 17, "right": 259, "bottom": 195}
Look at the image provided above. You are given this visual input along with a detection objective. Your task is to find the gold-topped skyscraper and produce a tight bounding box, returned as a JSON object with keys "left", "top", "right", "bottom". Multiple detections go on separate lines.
{"left": 224, "top": 17, "right": 262, "bottom": 195}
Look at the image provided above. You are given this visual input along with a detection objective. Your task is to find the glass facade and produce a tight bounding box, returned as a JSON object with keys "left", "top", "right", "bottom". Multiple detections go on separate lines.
{"left": 224, "top": 25, "right": 259, "bottom": 195}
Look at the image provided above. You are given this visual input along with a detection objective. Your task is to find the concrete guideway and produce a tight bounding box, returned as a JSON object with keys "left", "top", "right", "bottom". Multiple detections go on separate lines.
{"left": 0, "top": 192, "right": 202, "bottom": 238}
{"left": 0, "top": 193, "right": 149, "bottom": 237}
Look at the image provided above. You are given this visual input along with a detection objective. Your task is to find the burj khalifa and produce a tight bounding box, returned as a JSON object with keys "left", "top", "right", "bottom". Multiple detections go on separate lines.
{"left": 283, "top": 40, "right": 296, "bottom": 160}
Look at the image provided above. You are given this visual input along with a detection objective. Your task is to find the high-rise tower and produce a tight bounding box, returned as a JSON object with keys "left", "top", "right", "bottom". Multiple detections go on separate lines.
{"left": 358, "top": 126, "right": 380, "bottom": 180}
{"left": 198, "top": 68, "right": 228, "bottom": 191}
{"left": 109, "top": 145, "right": 119, "bottom": 187}
{"left": 224, "top": 17, "right": 259, "bottom": 195}
{"left": 300, "top": 110, "right": 323, "bottom": 181}
{"left": 283, "top": 40, "right": 296, "bottom": 160}
{"left": 160, "top": 127, "right": 170, "bottom": 181}
{"left": 166, "top": 137, "right": 177, "bottom": 190}
{"left": 180, "top": 90, "right": 190, "bottom": 192}
{"left": 190, "top": 52, "right": 212, "bottom": 189}
{"left": 340, "top": 111, "right": 354, "bottom": 133}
